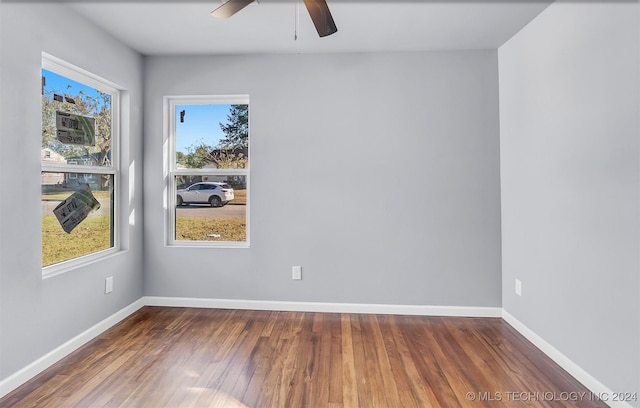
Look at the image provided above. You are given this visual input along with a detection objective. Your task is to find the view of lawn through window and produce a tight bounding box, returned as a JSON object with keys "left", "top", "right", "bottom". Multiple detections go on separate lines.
{"left": 41, "top": 63, "right": 117, "bottom": 268}
{"left": 171, "top": 99, "right": 249, "bottom": 244}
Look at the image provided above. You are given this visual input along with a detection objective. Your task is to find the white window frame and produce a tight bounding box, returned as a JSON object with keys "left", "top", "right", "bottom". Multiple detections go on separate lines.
{"left": 164, "top": 95, "right": 250, "bottom": 248}
{"left": 41, "top": 53, "right": 121, "bottom": 278}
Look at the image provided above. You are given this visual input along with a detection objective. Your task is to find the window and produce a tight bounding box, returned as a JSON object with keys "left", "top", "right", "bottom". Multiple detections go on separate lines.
{"left": 166, "top": 96, "right": 249, "bottom": 246}
{"left": 41, "top": 55, "right": 120, "bottom": 273}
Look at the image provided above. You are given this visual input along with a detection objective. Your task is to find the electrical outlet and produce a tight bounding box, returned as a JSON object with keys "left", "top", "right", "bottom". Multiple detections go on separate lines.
{"left": 105, "top": 276, "right": 114, "bottom": 294}
{"left": 292, "top": 266, "right": 302, "bottom": 280}
{"left": 515, "top": 279, "right": 522, "bottom": 296}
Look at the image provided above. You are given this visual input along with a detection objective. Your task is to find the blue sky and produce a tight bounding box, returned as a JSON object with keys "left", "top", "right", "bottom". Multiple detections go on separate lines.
{"left": 42, "top": 68, "right": 104, "bottom": 102}
{"left": 175, "top": 104, "right": 231, "bottom": 154}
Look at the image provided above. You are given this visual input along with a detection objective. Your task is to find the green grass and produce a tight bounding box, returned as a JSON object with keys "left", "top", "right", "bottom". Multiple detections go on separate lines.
{"left": 176, "top": 217, "right": 246, "bottom": 241}
{"left": 42, "top": 215, "right": 112, "bottom": 266}
{"left": 42, "top": 190, "right": 111, "bottom": 201}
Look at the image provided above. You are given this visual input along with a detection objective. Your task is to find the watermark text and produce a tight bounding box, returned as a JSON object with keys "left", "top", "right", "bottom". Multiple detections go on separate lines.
{"left": 465, "top": 391, "right": 638, "bottom": 403}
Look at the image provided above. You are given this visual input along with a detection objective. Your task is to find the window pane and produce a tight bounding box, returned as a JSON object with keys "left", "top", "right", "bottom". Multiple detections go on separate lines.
{"left": 176, "top": 104, "right": 248, "bottom": 170}
{"left": 42, "top": 173, "right": 114, "bottom": 267}
{"left": 42, "top": 69, "right": 112, "bottom": 167}
{"left": 175, "top": 175, "right": 247, "bottom": 242}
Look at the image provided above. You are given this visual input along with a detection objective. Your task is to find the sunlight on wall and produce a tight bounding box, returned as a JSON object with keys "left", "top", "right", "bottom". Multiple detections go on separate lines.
{"left": 163, "top": 139, "right": 169, "bottom": 211}
{"left": 163, "top": 139, "right": 169, "bottom": 177}
{"left": 129, "top": 160, "right": 136, "bottom": 226}
{"left": 129, "top": 160, "right": 135, "bottom": 206}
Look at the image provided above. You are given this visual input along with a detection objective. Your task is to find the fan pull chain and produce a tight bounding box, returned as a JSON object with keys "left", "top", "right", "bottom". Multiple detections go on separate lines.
{"left": 294, "top": 0, "right": 300, "bottom": 41}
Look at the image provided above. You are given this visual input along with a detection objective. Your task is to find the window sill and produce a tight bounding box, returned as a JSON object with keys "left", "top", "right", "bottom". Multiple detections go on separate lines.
{"left": 42, "top": 247, "right": 124, "bottom": 280}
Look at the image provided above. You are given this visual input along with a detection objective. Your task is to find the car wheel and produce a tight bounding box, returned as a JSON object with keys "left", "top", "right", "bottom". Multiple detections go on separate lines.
{"left": 209, "top": 196, "right": 222, "bottom": 207}
{"left": 176, "top": 195, "right": 183, "bottom": 206}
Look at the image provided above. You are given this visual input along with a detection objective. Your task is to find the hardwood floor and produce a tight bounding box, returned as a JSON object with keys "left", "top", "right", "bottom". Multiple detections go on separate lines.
{"left": 1, "top": 307, "right": 607, "bottom": 407}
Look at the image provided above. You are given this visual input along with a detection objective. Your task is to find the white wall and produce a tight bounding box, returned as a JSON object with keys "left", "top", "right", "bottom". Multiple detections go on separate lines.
{"left": 0, "top": 2, "right": 144, "bottom": 380}
{"left": 499, "top": 0, "right": 639, "bottom": 400}
{"left": 143, "top": 51, "right": 502, "bottom": 308}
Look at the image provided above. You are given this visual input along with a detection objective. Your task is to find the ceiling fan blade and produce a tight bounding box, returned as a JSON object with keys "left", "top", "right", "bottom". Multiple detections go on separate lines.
{"left": 211, "top": 0, "right": 255, "bottom": 19}
{"left": 303, "top": 0, "right": 337, "bottom": 37}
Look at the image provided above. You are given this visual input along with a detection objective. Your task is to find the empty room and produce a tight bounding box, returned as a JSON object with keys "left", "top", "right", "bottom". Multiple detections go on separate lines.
{"left": 0, "top": 0, "right": 638, "bottom": 406}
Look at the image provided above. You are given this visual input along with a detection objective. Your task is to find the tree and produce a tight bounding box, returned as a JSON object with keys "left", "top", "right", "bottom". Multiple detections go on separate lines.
{"left": 219, "top": 104, "right": 248, "bottom": 149}
{"left": 42, "top": 83, "right": 112, "bottom": 189}
{"left": 183, "top": 141, "right": 247, "bottom": 170}
{"left": 41, "top": 87, "right": 112, "bottom": 166}
{"left": 181, "top": 104, "right": 249, "bottom": 169}
{"left": 183, "top": 143, "right": 211, "bottom": 169}
{"left": 176, "top": 151, "right": 186, "bottom": 166}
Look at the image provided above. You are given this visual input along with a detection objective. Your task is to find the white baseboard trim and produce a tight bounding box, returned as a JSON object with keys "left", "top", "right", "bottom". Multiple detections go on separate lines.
{"left": 0, "top": 298, "right": 145, "bottom": 399}
{"left": 502, "top": 310, "right": 633, "bottom": 408}
{"left": 142, "top": 296, "right": 503, "bottom": 317}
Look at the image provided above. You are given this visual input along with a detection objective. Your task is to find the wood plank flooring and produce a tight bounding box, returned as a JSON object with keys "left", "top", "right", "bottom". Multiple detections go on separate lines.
{"left": 0, "top": 307, "right": 608, "bottom": 407}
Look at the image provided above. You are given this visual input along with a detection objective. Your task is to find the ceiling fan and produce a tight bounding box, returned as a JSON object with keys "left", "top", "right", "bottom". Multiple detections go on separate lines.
{"left": 211, "top": 0, "right": 338, "bottom": 37}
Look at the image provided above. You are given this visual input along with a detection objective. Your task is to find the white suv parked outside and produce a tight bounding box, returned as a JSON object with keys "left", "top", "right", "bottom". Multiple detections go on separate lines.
{"left": 176, "top": 182, "right": 234, "bottom": 207}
